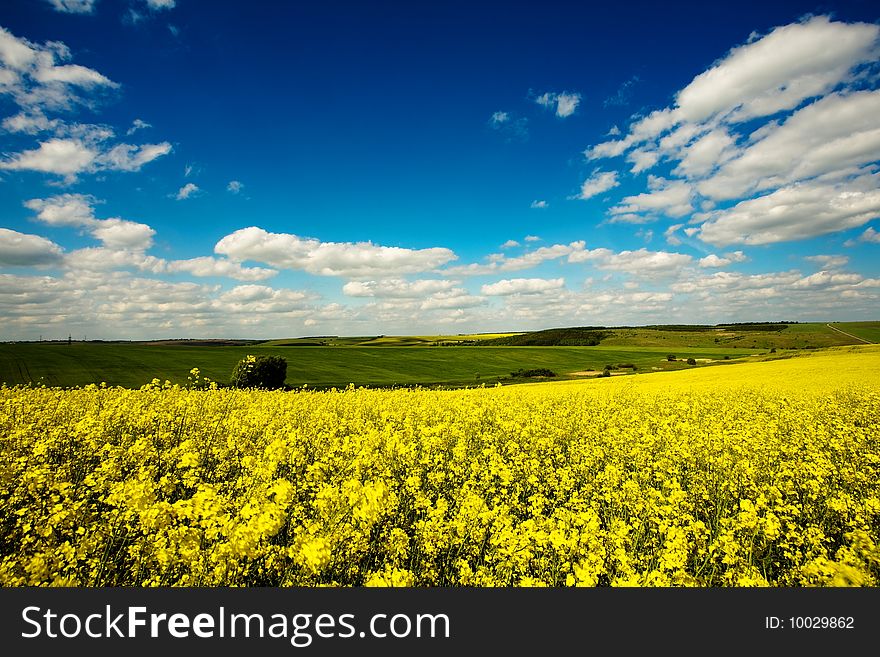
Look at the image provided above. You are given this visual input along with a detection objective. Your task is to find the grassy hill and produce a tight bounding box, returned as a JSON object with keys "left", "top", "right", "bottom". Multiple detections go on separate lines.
{"left": 1, "top": 321, "right": 875, "bottom": 389}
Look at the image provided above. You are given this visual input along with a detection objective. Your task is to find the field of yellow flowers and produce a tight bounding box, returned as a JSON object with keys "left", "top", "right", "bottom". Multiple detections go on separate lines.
{"left": 1, "top": 346, "right": 878, "bottom": 587}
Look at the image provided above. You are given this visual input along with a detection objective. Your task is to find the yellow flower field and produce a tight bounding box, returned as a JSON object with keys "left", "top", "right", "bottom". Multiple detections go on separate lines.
{"left": 1, "top": 346, "right": 878, "bottom": 587}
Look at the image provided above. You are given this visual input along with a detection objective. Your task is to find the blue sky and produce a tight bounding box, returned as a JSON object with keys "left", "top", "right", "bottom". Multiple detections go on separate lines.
{"left": 1, "top": 0, "right": 879, "bottom": 339}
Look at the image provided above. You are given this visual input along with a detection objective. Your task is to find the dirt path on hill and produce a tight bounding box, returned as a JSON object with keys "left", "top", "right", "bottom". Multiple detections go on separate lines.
{"left": 826, "top": 323, "right": 873, "bottom": 344}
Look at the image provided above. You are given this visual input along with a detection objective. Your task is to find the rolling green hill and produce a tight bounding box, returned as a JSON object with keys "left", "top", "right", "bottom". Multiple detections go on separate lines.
{"left": 1, "top": 322, "right": 874, "bottom": 389}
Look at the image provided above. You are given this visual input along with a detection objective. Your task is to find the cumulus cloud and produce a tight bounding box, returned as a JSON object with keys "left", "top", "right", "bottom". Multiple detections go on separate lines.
{"left": 25, "top": 193, "right": 155, "bottom": 251}
{"left": 481, "top": 278, "right": 565, "bottom": 296}
{"left": 609, "top": 177, "right": 693, "bottom": 221}
{"left": 574, "top": 248, "right": 693, "bottom": 275}
{"left": 0, "top": 27, "right": 169, "bottom": 181}
{"left": 574, "top": 171, "right": 619, "bottom": 200}
{"left": 500, "top": 240, "right": 520, "bottom": 249}
{"left": 0, "top": 138, "right": 97, "bottom": 176}
{"left": 215, "top": 226, "right": 457, "bottom": 278}
{"left": 0, "top": 228, "right": 64, "bottom": 266}
{"left": 698, "top": 177, "right": 880, "bottom": 246}
{"left": 698, "top": 90, "right": 880, "bottom": 201}
{"left": 699, "top": 251, "right": 746, "bottom": 268}
{"left": 530, "top": 200, "right": 548, "bottom": 209}
{"left": 444, "top": 241, "right": 585, "bottom": 276}
{"left": 227, "top": 180, "right": 243, "bottom": 194}
{"left": 579, "top": 16, "right": 880, "bottom": 247}
{"left": 175, "top": 182, "right": 200, "bottom": 200}
{"left": 535, "top": 91, "right": 581, "bottom": 117}
{"left": 0, "top": 25, "right": 118, "bottom": 112}
{"left": 342, "top": 279, "right": 457, "bottom": 298}
{"left": 164, "top": 257, "right": 276, "bottom": 281}
{"left": 524, "top": 235, "right": 541, "bottom": 242}
{"left": 805, "top": 255, "right": 848, "bottom": 269}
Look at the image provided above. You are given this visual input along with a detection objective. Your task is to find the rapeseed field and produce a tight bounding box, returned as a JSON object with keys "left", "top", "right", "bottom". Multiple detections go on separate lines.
{"left": 1, "top": 347, "right": 878, "bottom": 587}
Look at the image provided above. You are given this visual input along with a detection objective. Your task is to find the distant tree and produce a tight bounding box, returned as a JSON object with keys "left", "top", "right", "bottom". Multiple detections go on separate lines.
{"left": 230, "top": 354, "right": 288, "bottom": 389}
{"left": 686, "top": 358, "right": 696, "bottom": 365}
{"left": 667, "top": 354, "right": 676, "bottom": 361}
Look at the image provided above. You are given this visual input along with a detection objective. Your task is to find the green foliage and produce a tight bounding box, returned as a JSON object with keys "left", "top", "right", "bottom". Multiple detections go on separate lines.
{"left": 230, "top": 354, "right": 288, "bottom": 389}
{"left": 478, "top": 327, "right": 610, "bottom": 346}
{"left": 687, "top": 358, "right": 697, "bottom": 365}
{"left": 667, "top": 354, "right": 677, "bottom": 361}
{"left": 510, "top": 368, "right": 557, "bottom": 378}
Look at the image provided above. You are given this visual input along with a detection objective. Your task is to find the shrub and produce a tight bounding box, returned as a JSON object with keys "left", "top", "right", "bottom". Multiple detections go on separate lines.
{"left": 510, "top": 368, "right": 556, "bottom": 378}
{"left": 230, "top": 354, "right": 288, "bottom": 389}
{"left": 686, "top": 358, "right": 697, "bottom": 366}
{"left": 667, "top": 354, "right": 676, "bottom": 361}
{"left": 600, "top": 370, "right": 611, "bottom": 377}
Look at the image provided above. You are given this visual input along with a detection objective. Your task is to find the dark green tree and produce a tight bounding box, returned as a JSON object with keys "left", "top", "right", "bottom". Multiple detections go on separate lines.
{"left": 230, "top": 354, "right": 288, "bottom": 389}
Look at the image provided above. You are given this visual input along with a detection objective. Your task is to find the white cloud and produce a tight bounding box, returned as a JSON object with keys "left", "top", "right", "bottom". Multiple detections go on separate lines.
{"left": 579, "top": 16, "right": 880, "bottom": 250}
{"left": 673, "top": 128, "right": 737, "bottom": 178}
{"left": 0, "top": 27, "right": 170, "bottom": 182}
{"left": 215, "top": 226, "right": 458, "bottom": 278}
{"left": 698, "top": 177, "right": 880, "bottom": 246}
{"left": 698, "top": 90, "right": 880, "bottom": 201}
{"left": 627, "top": 148, "right": 660, "bottom": 174}
{"left": 342, "top": 279, "right": 457, "bottom": 298}
{"left": 490, "top": 111, "right": 508, "bottom": 126}
{"left": 0, "top": 138, "right": 97, "bottom": 176}
{"left": 444, "top": 241, "right": 585, "bottom": 276}
{"left": 530, "top": 200, "right": 548, "bottom": 209}
{"left": 144, "top": 0, "right": 176, "bottom": 9}
{"left": 0, "top": 228, "right": 64, "bottom": 266}
{"left": 98, "top": 141, "right": 172, "bottom": 172}
{"left": 790, "top": 270, "right": 864, "bottom": 289}
{"left": 175, "top": 182, "right": 200, "bottom": 200}
{"left": 24, "top": 193, "right": 96, "bottom": 226}
{"left": 164, "top": 257, "right": 277, "bottom": 281}
{"left": 227, "top": 180, "right": 243, "bottom": 194}
{"left": 844, "top": 226, "right": 880, "bottom": 246}
{"left": 664, "top": 223, "right": 684, "bottom": 246}
{"left": 126, "top": 118, "right": 151, "bottom": 135}
{"left": 481, "top": 278, "right": 565, "bottom": 295}
{"left": 699, "top": 251, "right": 746, "bottom": 268}
{"left": 524, "top": 235, "right": 541, "bottom": 242}
{"left": 574, "top": 171, "right": 619, "bottom": 200}
{"left": 25, "top": 193, "right": 155, "bottom": 251}
{"left": 500, "top": 240, "right": 520, "bottom": 249}
{"left": 489, "top": 110, "right": 527, "bottom": 140}
{"left": 804, "top": 254, "right": 849, "bottom": 269}
{"left": 675, "top": 16, "right": 879, "bottom": 125}
{"left": 2, "top": 111, "right": 60, "bottom": 134}
{"left": 0, "top": 136, "right": 171, "bottom": 180}
{"left": 609, "top": 177, "right": 693, "bottom": 220}
{"left": 0, "top": 26, "right": 118, "bottom": 113}
{"left": 580, "top": 248, "right": 692, "bottom": 275}
{"left": 89, "top": 218, "right": 155, "bottom": 250}
{"left": 535, "top": 91, "right": 581, "bottom": 117}
{"left": 63, "top": 247, "right": 165, "bottom": 273}
{"left": 46, "top": 0, "right": 97, "bottom": 12}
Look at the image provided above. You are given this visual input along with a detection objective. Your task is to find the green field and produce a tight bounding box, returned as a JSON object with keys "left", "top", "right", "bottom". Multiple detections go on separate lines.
{"left": 827, "top": 321, "right": 880, "bottom": 344}
{"left": 1, "top": 321, "right": 874, "bottom": 389}
{"left": 0, "top": 342, "right": 754, "bottom": 389}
